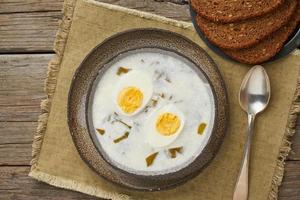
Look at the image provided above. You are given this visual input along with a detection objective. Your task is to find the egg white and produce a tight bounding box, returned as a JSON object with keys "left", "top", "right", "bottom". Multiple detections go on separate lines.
{"left": 144, "top": 104, "right": 185, "bottom": 148}
{"left": 113, "top": 70, "right": 153, "bottom": 116}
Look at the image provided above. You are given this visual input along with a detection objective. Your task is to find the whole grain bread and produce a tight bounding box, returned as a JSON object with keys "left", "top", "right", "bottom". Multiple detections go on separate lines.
{"left": 196, "top": 0, "right": 297, "bottom": 50}
{"left": 191, "top": 0, "right": 284, "bottom": 23}
{"left": 223, "top": 7, "right": 300, "bottom": 65}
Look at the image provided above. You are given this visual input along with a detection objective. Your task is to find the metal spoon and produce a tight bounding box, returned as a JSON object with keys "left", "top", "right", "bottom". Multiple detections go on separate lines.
{"left": 233, "top": 65, "right": 271, "bottom": 200}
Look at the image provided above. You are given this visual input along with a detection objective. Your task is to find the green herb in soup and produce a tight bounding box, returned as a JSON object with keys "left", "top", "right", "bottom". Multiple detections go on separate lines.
{"left": 197, "top": 123, "right": 207, "bottom": 135}
{"left": 115, "top": 119, "right": 132, "bottom": 129}
{"left": 168, "top": 146, "right": 183, "bottom": 158}
{"left": 117, "top": 67, "right": 130, "bottom": 76}
{"left": 96, "top": 128, "right": 105, "bottom": 135}
{"left": 151, "top": 99, "right": 158, "bottom": 107}
{"left": 146, "top": 152, "right": 159, "bottom": 167}
{"left": 113, "top": 132, "right": 129, "bottom": 143}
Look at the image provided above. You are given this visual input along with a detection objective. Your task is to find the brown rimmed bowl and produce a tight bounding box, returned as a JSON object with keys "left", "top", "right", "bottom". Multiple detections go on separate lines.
{"left": 68, "top": 28, "right": 228, "bottom": 191}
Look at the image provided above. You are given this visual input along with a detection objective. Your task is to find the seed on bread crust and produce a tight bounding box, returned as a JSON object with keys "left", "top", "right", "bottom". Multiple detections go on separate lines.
{"left": 191, "top": 0, "right": 284, "bottom": 23}
{"left": 195, "top": 0, "right": 297, "bottom": 50}
{"left": 223, "top": 7, "right": 300, "bottom": 65}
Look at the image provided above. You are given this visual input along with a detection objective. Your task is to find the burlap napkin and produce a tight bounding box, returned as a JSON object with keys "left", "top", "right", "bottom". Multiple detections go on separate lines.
{"left": 29, "top": 0, "right": 300, "bottom": 199}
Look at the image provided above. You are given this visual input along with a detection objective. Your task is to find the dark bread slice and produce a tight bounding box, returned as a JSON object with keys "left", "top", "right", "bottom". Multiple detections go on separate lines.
{"left": 191, "top": 0, "right": 284, "bottom": 23}
{"left": 196, "top": 0, "right": 297, "bottom": 50}
{"left": 223, "top": 7, "right": 300, "bottom": 65}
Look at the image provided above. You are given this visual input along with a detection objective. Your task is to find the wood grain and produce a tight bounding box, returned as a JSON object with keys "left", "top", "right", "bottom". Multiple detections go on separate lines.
{"left": 0, "top": 166, "right": 97, "bottom": 199}
{"left": 0, "top": 122, "right": 36, "bottom": 144}
{"left": 0, "top": 12, "right": 61, "bottom": 53}
{"left": 0, "top": 0, "right": 299, "bottom": 199}
{"left": 0, "top": 0, "right": 63, "bottom": 13}
{"left": 154, "top": 0, "right": 189, "bottom": 5}
{"left": 288, "top": 119, "right": 300, "bottom": 160}
{"left": 0, "top": 0, "right": 188, "bottom": 14}
{"left": 0, "top": 144, "right": 32, "bottom": 166}
{"left": 0, "top": 54, "right": 50, "bottom": 121}
{"left": 101, "top": 0, "right": 190, "bottom": 20}
{"left": 0, "top": 121, "right": 35, "bottom": 166}
{"left": 279, "top": 161, "right": 300, "bottom": 200}
{"left": 0, "top": 0, "right": 190, "bottom": 53}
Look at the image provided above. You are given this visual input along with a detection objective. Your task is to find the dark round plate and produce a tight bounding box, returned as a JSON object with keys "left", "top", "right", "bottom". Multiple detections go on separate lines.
{"left": 68, "top": 28, "right": 228, "bottom": 191}
{"left": 190, "top": 6, "right": 300, "bottom": 64}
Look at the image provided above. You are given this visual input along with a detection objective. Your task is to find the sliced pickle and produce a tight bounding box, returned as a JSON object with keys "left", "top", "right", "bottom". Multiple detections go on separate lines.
{"left": 117, "top": 67, "right": 130, "bottom": 75}
{"left": 146, "top": 152, "right": 158, "bottom": 167}
{"left": 113, "top": 132, "right": 129, "bottom": 143}
{"left": 198, "top": 123, "right": 207, "bottom": 135}
{"left": 96, "top": 128, "right": 105, "bottom": 135}
{"left": 168, "top": 146, "right": 183, "bottom": 158}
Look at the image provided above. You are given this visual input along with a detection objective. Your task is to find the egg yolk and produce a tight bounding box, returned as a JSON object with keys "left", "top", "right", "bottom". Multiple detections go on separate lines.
{"left": 156, "top": 113, "right": 181, "bottom": 136}
{"left": 117, "top": 87, "right": 144, "bottom": 114}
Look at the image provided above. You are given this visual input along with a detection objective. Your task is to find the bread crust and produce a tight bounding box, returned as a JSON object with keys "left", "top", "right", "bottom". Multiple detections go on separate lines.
{"left": 195, "top": 0, "right": 297, "bottom": 50}
{"left": 191, "top": 0, "right": 284, "bottom": 23}
{"left": 223, "top": 7, "right": 300, "bottom": 65}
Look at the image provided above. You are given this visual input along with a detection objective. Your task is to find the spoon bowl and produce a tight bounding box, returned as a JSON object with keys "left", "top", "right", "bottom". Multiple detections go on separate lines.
{"left": 239, "top": 65, "right": 271, "bottom": 115}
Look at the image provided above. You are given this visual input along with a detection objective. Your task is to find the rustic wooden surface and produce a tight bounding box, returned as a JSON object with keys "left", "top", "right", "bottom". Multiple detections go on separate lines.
{"left": 0, "top": 0, "right": 299, "bottom": 199}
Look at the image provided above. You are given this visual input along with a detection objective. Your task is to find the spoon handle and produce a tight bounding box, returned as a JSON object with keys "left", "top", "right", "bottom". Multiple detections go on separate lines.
{"left": 233, "top": 114, "right": 255, "bottom": 200}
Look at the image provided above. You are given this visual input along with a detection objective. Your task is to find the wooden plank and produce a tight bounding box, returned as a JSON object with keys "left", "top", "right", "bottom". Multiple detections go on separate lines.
{"left": 0, "top": 0, "right": 188, "bottom": 14}
{"left": 0, "top": 162, "right": 299, "bottom": 199}
{"left": 288, "top": 118, "right": 300, "bottom": 160}
{"left": 0, "top": 54, "right": 49, "bottom": 106}
{"left": 0, "top": 122, "right": 36, "bottom": 144}
{"left": 0, "top": 122, "right": 34, "bottom": 165}
{"left": 0, "top": 0, "right": 190, "bottom": 53}
{"left": 153, "top": 0, "right": 189, "bottom": 5}
{"left": 0, "top": 54, "right": 50, "bottom": 121}
{"left": 0, "top": 0, "right": 63, "bottom": 13}
{"left": 101, "top": 0, "right": 190, "bottom": 21}
{"left": 279, "top": 161, "right": 300, "bottom": 200}
{"left": 0, "top": 143, "right": 31, "bottom": 166}
{"left": 0, "top": 105, "right": 42, "bottom": 122}
{"left": 0, "top": 12, "right": 61, "bottom": 53}
{"left": 0, "top": 166, "right": 98, "bottom": 199}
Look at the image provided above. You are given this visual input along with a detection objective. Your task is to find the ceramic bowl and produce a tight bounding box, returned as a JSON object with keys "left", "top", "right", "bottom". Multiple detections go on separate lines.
{"left": 68, "top": 28, "right": 228, "bottom": 191}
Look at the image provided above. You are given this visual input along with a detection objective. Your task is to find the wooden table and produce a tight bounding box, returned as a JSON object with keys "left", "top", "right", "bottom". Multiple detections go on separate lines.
{"left": 0, "top": 0, "right": 299, "bottom": 199}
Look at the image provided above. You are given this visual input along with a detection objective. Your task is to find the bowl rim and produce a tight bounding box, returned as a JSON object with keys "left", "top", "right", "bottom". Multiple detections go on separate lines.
{"left": 67, "top": 28, "right": 229, "bottom": 191}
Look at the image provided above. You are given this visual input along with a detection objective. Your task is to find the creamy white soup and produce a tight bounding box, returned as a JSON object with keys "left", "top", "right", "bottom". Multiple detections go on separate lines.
{"left": 92, "top": 49, "right": 215, "bottom": 175}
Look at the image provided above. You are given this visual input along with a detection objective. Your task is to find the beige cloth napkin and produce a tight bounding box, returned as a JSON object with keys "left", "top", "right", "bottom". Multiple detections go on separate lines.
{"left": 29, "top": 0, "right": 300, "bottom": 199}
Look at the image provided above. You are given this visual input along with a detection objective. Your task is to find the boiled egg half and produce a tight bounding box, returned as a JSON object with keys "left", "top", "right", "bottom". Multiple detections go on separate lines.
{"left": 144, "top": 104, "right": 185, "bottom": 147}
{"left": 114, "top": 70, "right": 153, "bottom": 116}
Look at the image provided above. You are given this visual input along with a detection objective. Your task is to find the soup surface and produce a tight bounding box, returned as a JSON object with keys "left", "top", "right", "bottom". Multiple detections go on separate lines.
{"left": 91, "top": 49, "right": 215, "bottom": 175}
